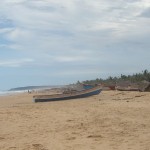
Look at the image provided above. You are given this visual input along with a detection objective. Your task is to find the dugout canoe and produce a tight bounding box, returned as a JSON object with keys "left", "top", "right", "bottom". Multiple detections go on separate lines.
{"left": 33, "top": 86, "right": 102, "bottom": 103}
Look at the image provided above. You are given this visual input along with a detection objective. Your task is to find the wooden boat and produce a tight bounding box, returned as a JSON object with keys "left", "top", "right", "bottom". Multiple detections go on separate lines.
{"left": 116, "top": 87, "right": 139, "bottom": 91}
{"left": 82, "top": 84, "right": 94, "bottom": 90}
{"left": 33, "top": 86, "right": 102, "bottom": 103}
{"left": 116, "top": 88, "right": 139, "bottom": 91}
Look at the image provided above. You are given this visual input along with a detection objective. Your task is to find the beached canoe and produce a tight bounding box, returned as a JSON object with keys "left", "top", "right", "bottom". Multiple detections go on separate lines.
{"left": 33, "top": 86, "right": 102, "bottom": 103}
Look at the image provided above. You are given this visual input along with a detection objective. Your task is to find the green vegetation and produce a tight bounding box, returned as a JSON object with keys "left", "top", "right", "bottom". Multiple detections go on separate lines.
{"left": 80, "top": 70, "right": 150, "bottom": 85}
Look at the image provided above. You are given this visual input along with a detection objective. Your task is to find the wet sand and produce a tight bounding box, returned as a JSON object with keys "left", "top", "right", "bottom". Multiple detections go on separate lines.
{"left": 0, "top": 91, "right": 150, "bottom": 150}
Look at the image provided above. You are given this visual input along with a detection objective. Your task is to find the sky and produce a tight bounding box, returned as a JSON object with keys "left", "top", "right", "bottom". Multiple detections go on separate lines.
{"left": 0, "top": 0, "right": 150, "bottom": 90}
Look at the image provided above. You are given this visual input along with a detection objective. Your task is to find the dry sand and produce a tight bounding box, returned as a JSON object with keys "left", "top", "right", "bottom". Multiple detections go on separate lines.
{"left": 0, "top": 91, "right": 150, "bottom": 150}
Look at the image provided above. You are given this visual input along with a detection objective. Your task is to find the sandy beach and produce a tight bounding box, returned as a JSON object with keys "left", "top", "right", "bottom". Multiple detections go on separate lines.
{"left": 0, "top": 91, "right": 150, "bottom": 150}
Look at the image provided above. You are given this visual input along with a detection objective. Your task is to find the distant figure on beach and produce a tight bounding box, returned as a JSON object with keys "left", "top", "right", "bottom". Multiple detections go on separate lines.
{"left": 28, "top": 90, "right": 31, "bottom": 94}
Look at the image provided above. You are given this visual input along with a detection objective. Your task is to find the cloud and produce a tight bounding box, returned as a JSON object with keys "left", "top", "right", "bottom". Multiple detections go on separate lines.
{"left": 0, "top": 0, "right": 150, "bottom": 82}
{"left": 53, "top": 56, "right": 86, "bottom": 62}
{"left": 139, "top": 7, "right": 150, "bottom": 18}
{"left": 1, "top": 1, "right": 148, "bottom": 44}
{"left": 0, "top": 59, "right": 34, "bottom": 67}
{"left": 0, "top": 28, "right": 13, "bottom": 34}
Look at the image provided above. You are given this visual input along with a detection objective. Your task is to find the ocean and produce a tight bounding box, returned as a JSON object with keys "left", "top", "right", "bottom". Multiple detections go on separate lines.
{"left": 0, "top": 85, "right": 65, "bottom": 96}
{"left": 0, "top": 85, "right": 66, "bottom": 97}
{"left": 0, "top": 90, "right": 27, "bottom": 96}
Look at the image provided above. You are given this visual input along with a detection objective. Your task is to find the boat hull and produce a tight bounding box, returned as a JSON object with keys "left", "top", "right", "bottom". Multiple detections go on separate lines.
{"left": 33, "top": 87, "right": 102, "bottom": 103}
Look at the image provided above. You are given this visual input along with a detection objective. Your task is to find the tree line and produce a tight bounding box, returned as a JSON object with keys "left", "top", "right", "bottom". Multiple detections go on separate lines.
{"left": 80, "top": 70, "right": 150, "bottom": 85}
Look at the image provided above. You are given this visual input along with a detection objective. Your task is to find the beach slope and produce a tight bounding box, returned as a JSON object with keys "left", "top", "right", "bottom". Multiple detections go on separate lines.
{"left": 0, "top": 91, "right": 150, "bottom": 150}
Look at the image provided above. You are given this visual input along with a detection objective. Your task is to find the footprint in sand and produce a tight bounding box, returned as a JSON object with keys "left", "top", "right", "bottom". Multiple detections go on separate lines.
{"left": 87, "top": 135, "right": 103, "bottom": 139}
{"left": 0, "top": 137, "right": 5, "bottom": 140}
{"left": 66, "top": 137, "right": 76, "bottom": 140}
{"left": 32, "top": 144, "right": 48, "bottom": 150}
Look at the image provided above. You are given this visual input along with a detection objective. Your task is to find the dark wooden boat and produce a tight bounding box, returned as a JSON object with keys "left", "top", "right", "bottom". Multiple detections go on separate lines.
{"left": 33, "top": 86, "right": 102, "bottom": 103}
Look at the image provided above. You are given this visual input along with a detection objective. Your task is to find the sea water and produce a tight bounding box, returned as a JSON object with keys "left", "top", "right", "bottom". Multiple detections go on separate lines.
{"left": 0, "top": 90, "right": 26, "bottom": 96}
{"left": 0, "top": 85, "right": 65, "bottom": 96}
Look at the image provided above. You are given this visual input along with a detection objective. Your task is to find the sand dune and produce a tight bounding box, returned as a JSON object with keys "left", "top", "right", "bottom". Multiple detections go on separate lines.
{"left": 0, "top": 91, "right": 150, "bottom": 150}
